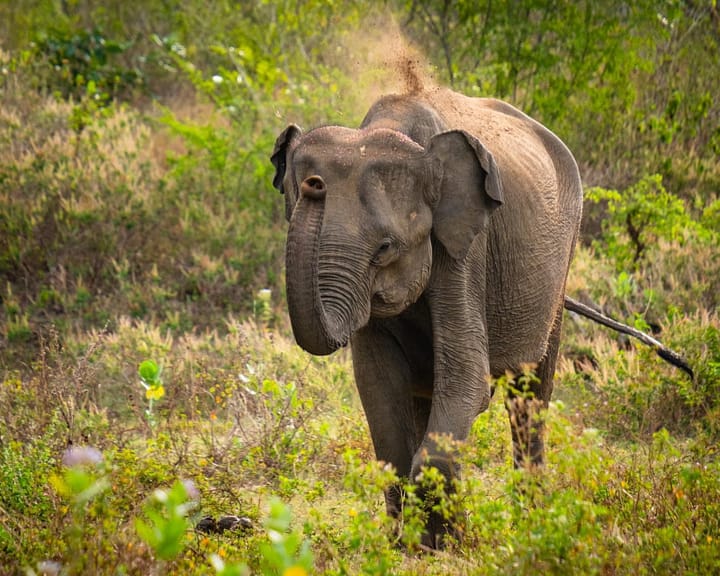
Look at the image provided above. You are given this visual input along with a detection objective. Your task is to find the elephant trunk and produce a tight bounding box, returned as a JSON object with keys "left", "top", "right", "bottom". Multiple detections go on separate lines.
{"left": 286, "top": 196, "right": 365, "bottom": 355}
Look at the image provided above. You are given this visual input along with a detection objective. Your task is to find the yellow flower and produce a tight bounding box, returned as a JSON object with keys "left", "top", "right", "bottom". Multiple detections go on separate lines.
{"left": 146, "top": 385, "right": 165, "bottom": 400}
{"left": 283, "top": 567, "right": 308, "bottom": 576}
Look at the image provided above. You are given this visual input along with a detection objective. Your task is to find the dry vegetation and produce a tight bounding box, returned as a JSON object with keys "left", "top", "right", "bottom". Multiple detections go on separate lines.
{"left": 0, "top": 1, "right": 719, "bottom": 574}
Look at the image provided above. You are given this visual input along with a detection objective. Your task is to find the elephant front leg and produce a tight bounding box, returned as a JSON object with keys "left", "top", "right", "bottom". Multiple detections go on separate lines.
{"left": 410, "top": 281, "right": 492, "bottom": 548}
{"left": 350, "top": 322, "right": 433, "bottom": 520}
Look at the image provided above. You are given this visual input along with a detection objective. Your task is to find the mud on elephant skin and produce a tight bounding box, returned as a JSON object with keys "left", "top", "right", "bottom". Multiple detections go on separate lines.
{"left": 271, "top": 87, "right": 583, "bottom": 548}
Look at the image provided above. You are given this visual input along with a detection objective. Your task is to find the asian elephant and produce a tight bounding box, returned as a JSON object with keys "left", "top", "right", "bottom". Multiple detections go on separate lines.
{"left": 271, "top": 87, "right": 584, "bottom": 548}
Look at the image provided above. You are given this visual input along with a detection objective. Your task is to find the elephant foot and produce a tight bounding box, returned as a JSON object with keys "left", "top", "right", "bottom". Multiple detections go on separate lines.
{"left": 384, "top": 483, "right": 404, "bottom": 519}
{"left": 384, "top": 451, "right": 463, "bottom": 551}
{"left": 388, "top": 498, "right": 460, "bottom": 552}
{"left": 420, "top": 508, "right": 461, "bottom": 551}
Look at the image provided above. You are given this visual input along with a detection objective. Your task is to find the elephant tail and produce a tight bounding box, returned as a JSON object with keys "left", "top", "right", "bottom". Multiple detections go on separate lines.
{"left": 564, "top": 295, "right": 694, "bottom": 379}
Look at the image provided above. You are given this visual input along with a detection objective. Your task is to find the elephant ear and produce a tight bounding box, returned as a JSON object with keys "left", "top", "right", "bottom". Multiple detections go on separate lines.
{"left": 270, "top": 124, "right": 302, "bottom": 221}
{"left": 427, "top": 130, "right": 504, "bottom": 260}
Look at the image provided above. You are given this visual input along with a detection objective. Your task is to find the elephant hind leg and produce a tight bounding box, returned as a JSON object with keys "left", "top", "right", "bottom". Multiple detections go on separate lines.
{"left": 506, "top": 308, "right": 563, "bottom": 469}
{"left": 506, "top": 393, "right": 546, "bottom": 468}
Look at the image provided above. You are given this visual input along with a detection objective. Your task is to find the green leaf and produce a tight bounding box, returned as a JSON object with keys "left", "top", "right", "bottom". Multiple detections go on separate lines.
{"left": 139, "top": 360, "right": 160, "bottom": 384}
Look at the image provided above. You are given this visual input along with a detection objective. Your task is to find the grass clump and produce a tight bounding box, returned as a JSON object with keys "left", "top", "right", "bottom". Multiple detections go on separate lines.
{"left": 1, "top": 320, "right": 718, "bottom": 575}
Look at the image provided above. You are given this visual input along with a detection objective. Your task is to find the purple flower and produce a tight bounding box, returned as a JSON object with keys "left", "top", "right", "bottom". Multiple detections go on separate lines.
{"left": 182, "top": 478, "right": 200, "bottom": 501}
{"left": 36, "top": 560, "right": 62, "bottom": 575}
{"left": 62, "top": 446, "right": 104, "bottom": 467}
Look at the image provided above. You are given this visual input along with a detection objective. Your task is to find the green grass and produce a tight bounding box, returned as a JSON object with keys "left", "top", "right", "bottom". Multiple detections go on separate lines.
{"left": 0, "top": 313, "right": 718, "bottom": 575}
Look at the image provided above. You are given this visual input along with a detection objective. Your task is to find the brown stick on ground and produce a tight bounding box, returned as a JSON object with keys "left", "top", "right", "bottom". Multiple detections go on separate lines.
{"left": 564, "top": 295, "right": 694, "bottom": 379}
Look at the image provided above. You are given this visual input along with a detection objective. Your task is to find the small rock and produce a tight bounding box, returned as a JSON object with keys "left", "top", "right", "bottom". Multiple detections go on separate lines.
{"left": 195, "top": 516, "right": 217, "bottom": 533}
{"left": 217, "top": 515, "right": 253, "bottom": 532}
{"left": 196, "top": 514, "right": 253, "bottom": 534}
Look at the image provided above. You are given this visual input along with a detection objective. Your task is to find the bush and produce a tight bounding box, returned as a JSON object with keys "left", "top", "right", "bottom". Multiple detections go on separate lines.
{"left": 32, "top": 27, "right": 143, "bottom": 103}
{"left": 577, "top": 175, "right": 719, "bottom": 320}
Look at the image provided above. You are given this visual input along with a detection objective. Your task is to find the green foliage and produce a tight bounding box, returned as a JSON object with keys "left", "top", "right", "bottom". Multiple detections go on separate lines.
{"left": 49, "top": 446, "right": 118, "bottom": 574}
{"left": 338, "top": 449, "right": 401, "bottom": 569}
{"left": 135, "top": 479, "right": 197, "bottom": 561}
{"left": 53, "top": 448, "right": 109, "bottom": 510}
{"left": 402, "top": 0, "right": 720, "bottom": 195}
{"left": 259, "top": 498, "right": 314, "bottom": 575}
{"left": 587, "top": 174, "right": 698, "bottom": 270}
{"left": 33, "top": 27, "right": 143, "bottom": 102}
{"left": 139, "top": 359, "right": 163, "bottom": 390}
{"left": 0, "top": 0, "right": 719, "bottom": 574}
{"left": 403, "top": 2, "right": 654, "bottom": 129}
{"left": 583, "top": 174, "right": 719, "bottom": 319}
{"left": 0, "top": 319, "right": 716, "bottom": 574}
{"left": 0, "top": 440, "right": 55, "bottom": 559}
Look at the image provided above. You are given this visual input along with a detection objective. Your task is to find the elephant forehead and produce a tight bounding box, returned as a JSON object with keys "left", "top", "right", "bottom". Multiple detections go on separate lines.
{"left": 297, "top": 126, "right": 423, "bottom": 163}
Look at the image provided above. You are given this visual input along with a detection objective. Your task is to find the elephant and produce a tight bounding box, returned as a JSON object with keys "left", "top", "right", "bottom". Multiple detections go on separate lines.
{"left": 271, "top": 86, "right": 584, "bottom": 548}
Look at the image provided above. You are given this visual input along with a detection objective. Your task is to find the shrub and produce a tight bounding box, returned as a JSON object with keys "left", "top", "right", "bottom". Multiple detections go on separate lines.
{"left": 32, "top": 27, "right": 143, "bottom": 103}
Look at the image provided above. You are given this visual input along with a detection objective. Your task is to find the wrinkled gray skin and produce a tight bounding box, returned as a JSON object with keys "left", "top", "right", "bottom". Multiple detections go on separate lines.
{"left": 271, "top": 88, "right": 583, "bottom": 548}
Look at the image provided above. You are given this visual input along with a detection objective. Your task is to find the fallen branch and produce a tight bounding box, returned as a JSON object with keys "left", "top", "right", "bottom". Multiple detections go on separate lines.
{"left": 564, "top": 295, "right": 694, "bottom": 379}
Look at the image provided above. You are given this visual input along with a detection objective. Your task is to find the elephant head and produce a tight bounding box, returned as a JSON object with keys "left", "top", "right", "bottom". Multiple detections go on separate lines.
{"left": 271, "top": 124, "right": 503, "bottom": 356}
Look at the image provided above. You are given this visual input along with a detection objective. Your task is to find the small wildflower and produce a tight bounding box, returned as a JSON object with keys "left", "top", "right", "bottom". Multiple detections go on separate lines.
{"left": 145, "top": 384, "right": 165, "bottom": 400}
{"left": 36, "top": 561, "right": 62, "bottom": 576}
{"left": 283, "top": 567, "right": 308, "bottom": 576}
{"left": 209, "top": 554, "right": 225, "bottom": 571}
{"left": 62, "top": 446, "right": 103, "bottom": 467}
{"left": 182, "top": 479, "right": 200, "bottom": 501}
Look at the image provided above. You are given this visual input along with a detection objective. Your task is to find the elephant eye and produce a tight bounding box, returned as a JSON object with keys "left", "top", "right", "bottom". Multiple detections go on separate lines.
{"left": 372, "top": 238, "right": 398, "bottom": 266}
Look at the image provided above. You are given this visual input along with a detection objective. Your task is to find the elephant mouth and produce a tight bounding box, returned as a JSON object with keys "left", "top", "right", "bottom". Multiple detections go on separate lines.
{"left": 370, "top": 293, "right": 395, "bottom": 318}
{"left": 371, "top": 291, "right": 414, "bottom": 318}
{"left": 371, "top": 258, "right": 431, "bottom": 318}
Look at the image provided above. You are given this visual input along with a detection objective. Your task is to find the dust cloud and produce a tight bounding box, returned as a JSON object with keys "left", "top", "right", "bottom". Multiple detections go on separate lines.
{"left": 335, "top": 10, "right": 438, "bottom": 116}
